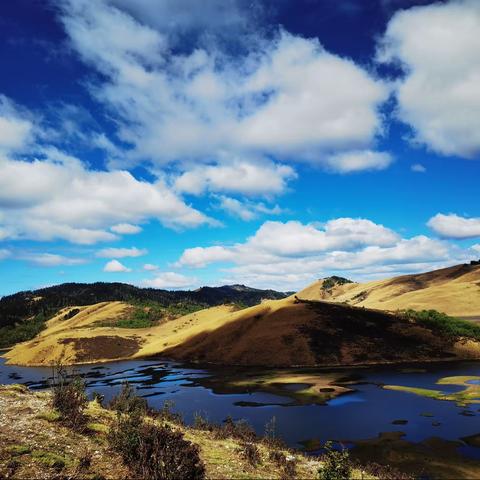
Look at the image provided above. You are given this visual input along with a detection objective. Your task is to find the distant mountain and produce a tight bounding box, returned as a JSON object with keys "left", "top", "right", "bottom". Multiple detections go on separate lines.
{"left": 0, "top": 282, "right": 288, "bottom": 330}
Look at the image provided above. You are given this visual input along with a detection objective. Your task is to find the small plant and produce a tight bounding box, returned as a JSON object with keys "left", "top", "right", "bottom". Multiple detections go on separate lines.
{"left": 318, "top": 441, "right": 351, "bottom": 480}
{"left": 109, "top": 381, "right": 147, "bottom": 415}
{"left": 108, "top": 383, "right": 205, "bottom": 479}
{"left": 136, "top": 422, "right": 205, "bottom": 480}
{"left": 51, "top": 365, "right": 87, "bottom": 431}
{"left": 269, "top": 450, "right": 296, "bottom": 479}
{"left": 239, "top": 442, "right": 261, "bottom": 467}
{"left": 217, "top": 416, "right": 257, "bottom": 441}
{"left": 193, "top": 411, "right": 211, "bottom": 431}
{"left": 158, "top": 399, "right": 182, "bottom": 423}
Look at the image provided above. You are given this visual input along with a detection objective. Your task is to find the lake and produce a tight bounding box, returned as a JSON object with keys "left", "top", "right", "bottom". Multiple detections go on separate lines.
{"left": 1, "top": 356, "right": 479, "bottom": 475}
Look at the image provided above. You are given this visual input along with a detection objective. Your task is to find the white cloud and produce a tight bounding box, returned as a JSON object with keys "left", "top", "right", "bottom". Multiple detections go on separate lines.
{"left": 472, "top": 244, "right": 480, "bottom": 254}
{"left": 177, "top": 218, "right": 467, "bottom": 290}
{"left": 110, "top": 223, "right": 142, "bottom": 234}
{"left": 96, "top": 247, "right": 147, "bottom": 258}
{"left": 216, "top": 195, "right": 282, "bottom": 221}
{"left": 179, "top": 218, "right": 400, "bottom": 267}
{"left": 0, "top": 95, "right": 34, "bottom": 153}
{"left": 178, "top": 245, "right": 234, "bottom": 268}
{"left": 378, "top": 0, "right": 480, "bottom": 158}
{"left": 103, "top": 259, "right": 131, "bottom": 272}
{"left": 324, "top": 150, "right": 393, "bottom": 173}
{"left": 143, "top": 263, "right": 159, "bottom": 271}
{"left": 411, "top": 163, "right": 426, "bottom": 173}
{"left": 0, "top": 147, "right": 212, "bottom": 245}
{"left": 174, "top": 159, "right": 296, "bottom": 197}
{"left": 141, "top": 271, "right": 196, "bottom": 289}
{"left": 25, "top": 253, "right": 86, "bottom": 267}
{"left": 428, "top": 213, "right": 480, "bottom": 239}
{"left": 58, "top": 1, "right": 390, "bottom": 183}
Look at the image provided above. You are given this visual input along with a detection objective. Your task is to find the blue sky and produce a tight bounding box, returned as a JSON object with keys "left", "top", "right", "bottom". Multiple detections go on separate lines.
{"left": 0, "top": 0, "right": 479, "bottom": 296}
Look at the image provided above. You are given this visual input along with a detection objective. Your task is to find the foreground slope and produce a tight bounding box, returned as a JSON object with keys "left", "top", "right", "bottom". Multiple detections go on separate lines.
{"left": 6, "top": 293, "right": 480, "bottom": 367}
{"left": 298, "top": 262, "right": 480, "bottom": 318}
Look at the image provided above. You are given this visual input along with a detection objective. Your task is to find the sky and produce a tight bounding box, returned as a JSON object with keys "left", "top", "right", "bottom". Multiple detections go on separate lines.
{"left": 0, "top": 0, "right": 479, "bottom": 296}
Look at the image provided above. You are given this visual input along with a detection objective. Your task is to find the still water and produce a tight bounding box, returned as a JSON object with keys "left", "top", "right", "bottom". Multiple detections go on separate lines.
{"left": 1, "top": 356, "right": 479, "bottom": 459}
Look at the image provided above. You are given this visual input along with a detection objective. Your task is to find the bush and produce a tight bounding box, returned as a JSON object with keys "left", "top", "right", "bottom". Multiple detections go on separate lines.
{"left": 108, "top": 384, "right": 205, "bottom": 480}
{"left": 401, "top": 309, "right": 480, "bottom": 341}
{"left": 239, "top": 442, "right": 261, "bottom": 467}
{"left": 137, "top": 422, "right": 205, "bottom": 480}
{"left": 269, "top": 450, "right": 297, "bottom": 479}
{"left": 216, "top": 416, "right": 257, "bottom": 442}
{"left": 318, "top": 441, "right": 351, "bottom": 480}
{"left": 51, "top": 365, "right": 87, "bottom": 431}
{"left": 109, "top": 382, "right": 147, "bottom": 415}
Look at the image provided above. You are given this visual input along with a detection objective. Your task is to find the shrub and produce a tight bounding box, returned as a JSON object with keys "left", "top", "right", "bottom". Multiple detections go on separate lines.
{"left": 239, "top": 442, "right": 261, "bottom": 467}
{"left": 136, "top": 422, "right": 205, "bottom": 480}
{"left": 51, "top": 365, "right": 87, "bottom": 431}
{"left": 158, "top": 399, "right": 182, "bottom": 424}
{"left": 401, "top": 309, "right": 480, "bottom": 342}
{"left": 108, "top": 384, "right": 205, "bottom": 480}
{"left": 318, "top": 441, "right": 351, "bottom": 480}
{"left": 269, "top": 450, "right": 296, "bottom": 479}
{"left": 109, "top": 382, "right": 147, "bottom": 415}
{"left": 217, "top": 416, "right": 257, "bottom": 442}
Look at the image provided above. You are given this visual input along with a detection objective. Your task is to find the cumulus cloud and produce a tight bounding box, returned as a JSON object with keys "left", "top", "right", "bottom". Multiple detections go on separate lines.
{"left": 0, "top": 147, "right": 211, "bottom": 245}
{"left": 177, "top": 218, "right": 467, "bottom": 289}
{"left": 57, "top": 0, "right": 390, "bottom": 182}
{"left": 103, "top": 259, "right": 131, "bottom": 272}
{"left": 143, "top": 263, "right": 159, "bottom": 271}
{"left": 324, "top": 150, "right": 393, "bottom": 173}
{"left": 96, "top": 247, "right": 148, "bottom": 258}
{"left": 428, "top": 213, "right": 480, "bottom": 239}
{"left": 378, "top": 0, "right": 480, "bottom": 158}
{"left": 110, "top": 223, "right": 142, "bottom": 234}
{"left": 472, "top": 244, "right": 480, "bottom": 254}
{"left": 215, "top": 195, "right": 282, "bottom": 221}
{"left": 0, "top": 95, "right": 34, "bottom": 153}
{"left": 24, "top": 253, "right": 87, "bottom": 267}
{"left": 174, "top": 160, "right": 296, "bottom": 197}
{"left": 411, "top": 163, "right": 426, "bottom": 173}
{"left": 141, "top": 271, "right": 196, "bottom": 289}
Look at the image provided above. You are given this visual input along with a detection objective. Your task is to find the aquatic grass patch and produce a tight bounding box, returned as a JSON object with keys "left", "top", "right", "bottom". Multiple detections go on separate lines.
{"left": 384, "top": 376, "right": 480, "bottom": 406}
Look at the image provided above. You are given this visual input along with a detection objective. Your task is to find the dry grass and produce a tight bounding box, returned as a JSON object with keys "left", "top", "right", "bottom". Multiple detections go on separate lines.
{"left": 299, "top": 264, "right": 480, "bottom": 317}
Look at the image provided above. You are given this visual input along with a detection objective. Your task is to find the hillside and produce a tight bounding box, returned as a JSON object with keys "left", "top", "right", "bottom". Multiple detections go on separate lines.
{"left": 5, "top": 294, "right": 480, "bottom": 367}
{"left": 0, "top": 384, "right": 340, "bottom": 480}
{"left": 298, "top": 262, "right": 480, "bottom": 318}
{"left": 0, "top": 282, "right": 287, "bottom": 348}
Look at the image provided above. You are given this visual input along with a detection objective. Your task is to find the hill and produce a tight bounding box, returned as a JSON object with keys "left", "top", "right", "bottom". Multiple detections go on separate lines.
{"left": 0, "top": 282, "right": 287, "bottom": 348}
{"left": 298, "top": 262, "right": 480, "bottom": 319}
{"left": 5, "top": 294, "right": 480, "bottom": 367}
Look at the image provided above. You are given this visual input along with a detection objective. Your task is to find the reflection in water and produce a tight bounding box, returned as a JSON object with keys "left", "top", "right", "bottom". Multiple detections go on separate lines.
{"left": 0, "top": 356, "right": 479, "bottom": 464}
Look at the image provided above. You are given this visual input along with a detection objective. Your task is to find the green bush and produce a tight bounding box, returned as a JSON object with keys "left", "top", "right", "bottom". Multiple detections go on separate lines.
{"left": 51, "top": 365, "right": 88, "bottom": 431}
{"left": 0, "top": 315, "right": 46, "bottom": 348}
{"left": 402, "top": 309, "right": 480, "bottom": 341}
{"left": 318, "top": 441, "right": 351, "bottom": 480}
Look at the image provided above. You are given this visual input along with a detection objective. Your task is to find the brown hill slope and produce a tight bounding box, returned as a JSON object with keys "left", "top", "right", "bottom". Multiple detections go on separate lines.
{"left": 163, "top": 296, "right": 480, "bottom": 366}
{"left": 4, "top": 262, "right": 480, "bottom": 368}
{"left": 298, "top": 263, "right": 480, "bottom": 318}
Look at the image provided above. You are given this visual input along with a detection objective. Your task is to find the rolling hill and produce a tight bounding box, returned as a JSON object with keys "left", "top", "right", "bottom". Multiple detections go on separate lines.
{"left": 0, "top": 282, "right": 287, "bottom": 348}
{"left": 298, "top": 262, "right": 480, "bottom": 319}
{"left": 3, "top": 262, "right": 480, "bottom": 367}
